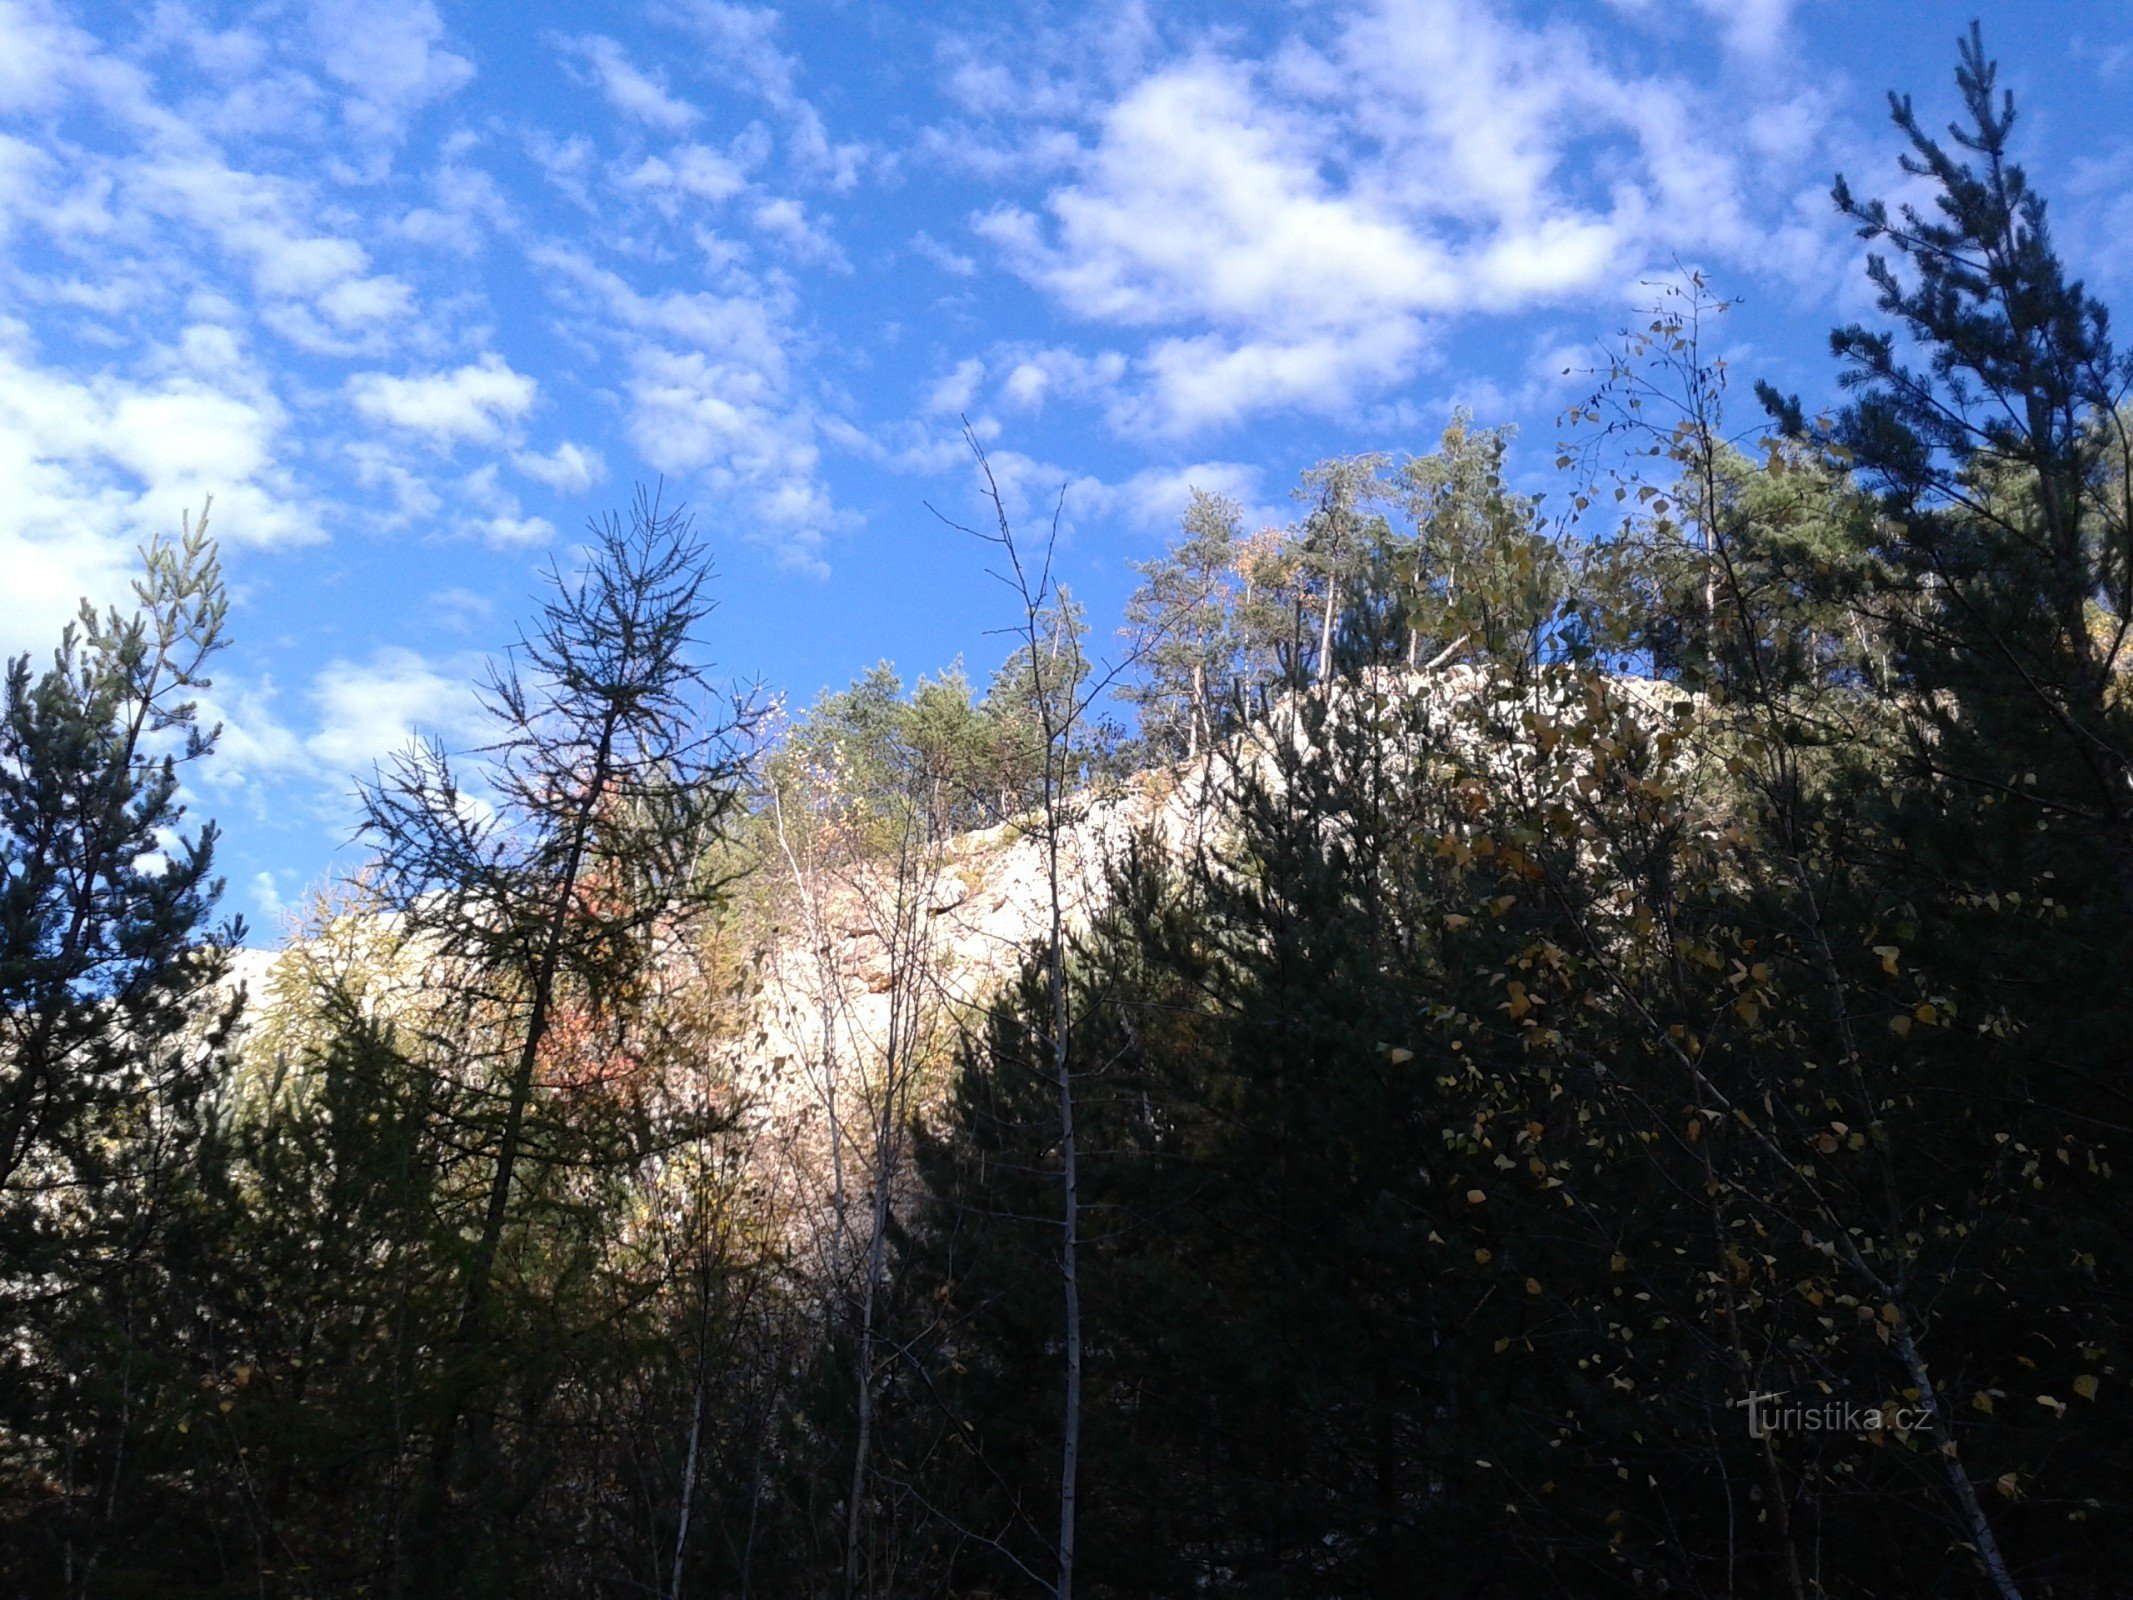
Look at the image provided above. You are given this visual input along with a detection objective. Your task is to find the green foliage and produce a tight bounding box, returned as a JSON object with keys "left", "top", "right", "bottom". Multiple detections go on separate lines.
{"left": 1118, "top": 490, "right": 1246, "bottom": 759}
{"left": 1116, "top": 414, "right": 1566, "bottom": 760}
{"left": 0, "top": 509, "right": 237, "bottom": 1259}
{"left": 0, "top": 510, "right": 241, "bottom": 1595}
{"left": 774, "top": 659, "right": 999, "bottom": 841}
{"left": 354, "top": 489, "right": 759, "bottom": 1590}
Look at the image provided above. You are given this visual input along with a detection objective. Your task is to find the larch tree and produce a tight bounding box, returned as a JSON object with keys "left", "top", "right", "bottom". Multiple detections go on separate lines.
{"left": 361, "top": 490, "right": 757, "bottom": 1591}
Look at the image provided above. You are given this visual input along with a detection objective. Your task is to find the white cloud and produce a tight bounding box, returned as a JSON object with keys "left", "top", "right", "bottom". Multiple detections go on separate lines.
{"left": 661, "top": 1, "right": 869, "bottom": 188}
{"left": 197, "top": 645, "right": 497, "bottom": 826}
{"left": 0, "top": 0, "right": 97, "bottom": 116}
{"left": 0, "top": 321, "right": 315, "bottom": 658}
{"left": 976, "top": 56, "right": 1454, "bottom": 431}
{"left": 666, "top": 1, "right": 801, "bottom": 107}
{"left": 250, "top": 870, "right": 289, "bottom": 922}
{"left": 477, "top": 513, "right": 554, "bottom": 548}
{"left": 910, "top": 229, "right": 976, "bottom": 276}
{"left": 926, "top": 357, "right": 984, "bottom": 416}
{"left": 199, "top": 674, "right": 310, "bottom": 792}
{"left": 532, "top": 245, "right": 838, "bottom": 566}
{"left": 1095, "top": 459, "right": 1272, "bottom": 532}
{"left": 624, "top": 144, "right": 750, "bottom": 206}
{"left": 101, "top": 152, "right": 416, "bottom": 353}
{"left": 348, "top": 355, "right": 538, "bottom": 448}
{"left": 997, "top": 346, "right": 1127, "bottom": 413}
{"left": 1135, "top": 324, "right": 1431, "bottom": 434}
{"left": 971, "top": 0, "right": 1841, "bottom": 434}
{"left": 514, "top": 440, "right": 606, "bottom": 492}
{"left": 624, "top": 342, "right": 828, "bottom": 549}
{"left": 990, "top": 62, "right": 1450, "bottom": 330}
{"left": 750, "top": 195, "right": 846, "bottom": 267}
{"left": 1693, "top": 0, "right": 1795, "bottom": 62}
{"left": 305, "top": 646, "right": 481, "bottom": 775}
{"left": 565, "top": 34, "right": 701, "bottom": 133}
{"left": 310, "top": 0, "right": 473, "bottom": 141}
{"left": 428, "top": 586, "right": 495, "bottom": 631}
{"left": 458, "top": 463, "right": 556, "bottom": 548}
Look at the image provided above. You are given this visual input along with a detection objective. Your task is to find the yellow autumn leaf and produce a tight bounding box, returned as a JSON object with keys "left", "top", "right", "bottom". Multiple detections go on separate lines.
{"left": 1474, "top": 1248, "right": 1493, "bottom": 1265}
{"left": 1971, "top": 1391, "right": 1994, "bottom": 1414}
{"left": 1873, "top": 945, "right": 1900, "bottom": 975}
{"left": 1466, "top": 1189, "right": 1486, "bottom": 1206}
{"left": 1388, "top": 1046, "right": 1414, "bottom": 1064}
{"left": 2073, "top": 1374, "right": 2100, "bottom": 1401}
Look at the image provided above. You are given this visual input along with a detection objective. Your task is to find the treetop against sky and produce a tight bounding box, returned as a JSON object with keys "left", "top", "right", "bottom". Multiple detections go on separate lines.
{"left": 1, "top": 0, "right": 2128, "bottom": 927}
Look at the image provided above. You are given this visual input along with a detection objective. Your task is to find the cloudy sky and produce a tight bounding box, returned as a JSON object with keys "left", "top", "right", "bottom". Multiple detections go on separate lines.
{"left": 3, "top": 0, "right": 2128, "bottom": 934}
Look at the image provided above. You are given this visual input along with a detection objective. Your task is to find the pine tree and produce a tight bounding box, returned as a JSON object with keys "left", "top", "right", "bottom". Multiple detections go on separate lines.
{"left": 1779, "top": 23, "right": 2133, "bottom": 901}
{"left": 1118, "top": 490, "right": 1244, "bottom": 760}
{"left": 0, "top": 511, "right": 241, "bottom": 1595}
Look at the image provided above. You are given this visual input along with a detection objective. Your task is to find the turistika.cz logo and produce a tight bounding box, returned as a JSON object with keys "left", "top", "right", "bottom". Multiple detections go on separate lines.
{"left": 1738, "top": 1392, "right": 1932, "bottom": 1438}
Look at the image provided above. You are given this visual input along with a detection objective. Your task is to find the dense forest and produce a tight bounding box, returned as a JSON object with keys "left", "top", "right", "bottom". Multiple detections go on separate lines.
{"left": 4, "top": 32, "right": 2129, "bottom": 1600}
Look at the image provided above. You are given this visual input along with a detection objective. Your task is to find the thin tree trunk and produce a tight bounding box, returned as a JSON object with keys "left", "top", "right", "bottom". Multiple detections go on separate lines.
{"left": 669, "top": 1283, "right": 713, "bottom": 1600}
{"left": 843, "top": 1172, "right": 893, "bottom": 1600}
{"left": 1317, "top": 553, "right": 1340, "bottom": 690}
{"left": 1889, "top": 1325, "right": 2026, "bottom": 1600}
{"left": 952, "top": 434, "right": 1110, "bottom": 1599}
{"left": 1053, "top": 924, "right": 1081, "bottom": 1600}
{"left": 1040, "top": 662, "right": 1082, "bottom": 1600}
{"left": 410, "top": 705, "right": 621, "bottom": 1566}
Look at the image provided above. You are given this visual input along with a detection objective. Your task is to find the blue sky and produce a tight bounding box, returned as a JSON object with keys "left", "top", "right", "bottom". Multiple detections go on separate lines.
{"left": 2, "top": 0, "right": 2129, "bottom": 936}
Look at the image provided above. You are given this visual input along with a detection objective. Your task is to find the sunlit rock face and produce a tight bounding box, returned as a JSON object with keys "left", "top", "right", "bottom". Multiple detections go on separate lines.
{"left": 221, "top": 663, "right": 1682, "bottom": 1249}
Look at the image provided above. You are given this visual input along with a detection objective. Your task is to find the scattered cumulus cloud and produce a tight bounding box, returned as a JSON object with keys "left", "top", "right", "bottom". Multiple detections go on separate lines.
{"left": 348, "top": 355, "right": 538, "bottom": 449}
{"left": 926, "top": 357, "right": 985, "bottom": 416}
{"left": 305, "top": 645, "right": 483, "bottom": 775}
{"left": 532, "top": 243, "right": 838, "bottom": 567}
{"left": 910, "top": 229, "right": 976, "bottom": 277}
{"left": 309, "top": 0, "right": 474, "bottom": 143}
{"left": 1096, "top": 459, "right": 1274, "bottom": 533}
{"left": 0, "top": 320, "right": 314, "bottom": 658}
{"left": 972, "top": 0, "right": 1840, "bottom": 434}
{"left": 624, "top": 144, "right": 751, "bottom": 207}
{"left": 563, "top": 34, "right": 701, "bottom": 133}
{"left": 250, "top": 870, "right": 289, "bottom": 922}
{"left": 514, "top": 440, "right": 606, "bottom": 493}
